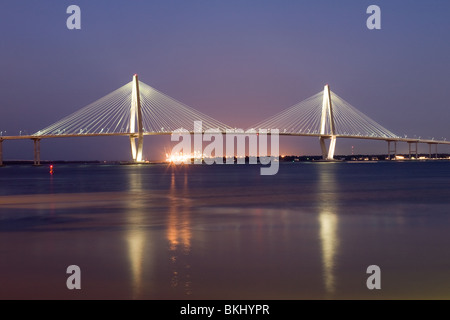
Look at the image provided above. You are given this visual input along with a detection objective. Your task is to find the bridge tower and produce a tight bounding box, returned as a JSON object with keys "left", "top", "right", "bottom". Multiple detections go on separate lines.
{"left": 319, "top": 84, "right": 336, "bottom": 160}
{"left": 130, "top": 74, "right": 144, "bottom": 162}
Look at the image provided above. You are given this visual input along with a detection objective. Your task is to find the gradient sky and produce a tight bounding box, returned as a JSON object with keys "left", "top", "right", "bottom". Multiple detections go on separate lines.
{"left": 1, "top": 1, "right": 449, "bottom": 161}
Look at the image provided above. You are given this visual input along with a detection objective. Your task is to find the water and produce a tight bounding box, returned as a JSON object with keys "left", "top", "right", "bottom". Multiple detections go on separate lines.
{"left": 0, "top": 161, "right": 450, "bottom": 299}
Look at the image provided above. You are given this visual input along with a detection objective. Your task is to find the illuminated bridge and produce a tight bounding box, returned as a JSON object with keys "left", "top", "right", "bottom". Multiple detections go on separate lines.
{"left": 1, "top": 74, "right": 449, "bottom": 165}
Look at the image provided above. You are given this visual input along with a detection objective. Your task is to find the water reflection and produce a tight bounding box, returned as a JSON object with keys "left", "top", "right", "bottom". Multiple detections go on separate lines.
{"left": 127, "top": 225, "right": 145, "bottom": 298}
{"left": 126, "top": 170, "right": 146, "bottom": 299}
{"left": 317, "top": 164, "right": 339, "bottom": 295}
{"left": 167, "top": 171, "right": 192, "bottom": 295}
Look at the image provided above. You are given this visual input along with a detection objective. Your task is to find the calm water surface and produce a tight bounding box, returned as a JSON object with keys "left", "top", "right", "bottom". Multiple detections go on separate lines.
{"left": 0, "top": 161, "right": 449, "bottom": 299}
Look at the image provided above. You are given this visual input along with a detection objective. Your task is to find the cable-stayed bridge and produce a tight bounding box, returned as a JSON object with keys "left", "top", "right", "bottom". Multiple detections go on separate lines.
{"left": 247, "top": 84, "right": 448, "bottom": 160}
{"left": 1, "top": 75, "right": 449, "bottom": 165}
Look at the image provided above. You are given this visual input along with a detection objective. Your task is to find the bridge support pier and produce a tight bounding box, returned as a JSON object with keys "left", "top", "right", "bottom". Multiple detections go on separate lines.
{"left": 387, "top": 140, "right": 397, "bottom": 160}
{"left": 0, "top": 139, "right": 3, "bottom": 166}
{"left": 427, "top": 143, "right": 438, "bottom": 159}
{"left": 408, "top": 142, "right": 418, "bottom": 159}
{"left": 431, "top": 143, "right": 438, "bottom": 159}
{"left": 320, "top": 137, "right": 327, "bottom": 159}
{"left": 320, "top": 136, "right": 336, "bottom": 160}
{"left": 130, "top": 135, "right": 144, "bottom": 162}
{"left": 328, "top": 136, "right": 336, "bottom": 160}
{"left": 33, "top": 139, "right": 41, "bottom": 166}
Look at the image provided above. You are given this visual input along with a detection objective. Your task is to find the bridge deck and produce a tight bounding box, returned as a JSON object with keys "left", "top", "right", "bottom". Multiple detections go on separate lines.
{"left": 1, "top": 133, "right": 449, "bottom": 145}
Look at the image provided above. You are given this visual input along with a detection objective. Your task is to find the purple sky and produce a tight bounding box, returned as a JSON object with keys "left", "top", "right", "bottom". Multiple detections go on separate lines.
{"left": 1, "top": 1, "right": 449, "bottom": 161}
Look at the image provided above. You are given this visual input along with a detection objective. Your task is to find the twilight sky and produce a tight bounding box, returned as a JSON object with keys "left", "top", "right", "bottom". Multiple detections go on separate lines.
{"left": 1, "top": 1, "right": 449, "bottom": 161}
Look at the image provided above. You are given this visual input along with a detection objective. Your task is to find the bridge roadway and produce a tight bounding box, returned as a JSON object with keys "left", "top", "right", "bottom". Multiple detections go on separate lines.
{"left": 1, "top": 132, "right": 449, "bottom": 166}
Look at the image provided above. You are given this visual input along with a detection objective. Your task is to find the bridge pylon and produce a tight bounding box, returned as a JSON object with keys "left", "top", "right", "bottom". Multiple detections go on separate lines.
{"left": 319, "top": 84, "right": 336, "bottom": 160}
{"left": 130, "top": 74, "right": 144, "bottom": 162}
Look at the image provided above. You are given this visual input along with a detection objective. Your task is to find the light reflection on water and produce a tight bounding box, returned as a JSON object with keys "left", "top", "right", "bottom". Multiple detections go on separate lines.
{"left": 167, "top": 172, "right": 192, "bottom": 296}
{"left": 126, "top": 224, "right": 145, "bottom": 299}
{"left": 317, "top": 165, "right": 339, "bottom": 296}
{"left": 126, "top": 169, "right": 146, "bottom": 299}
{"left": 1, "top": 162, "right": 450, "bottom": 299}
